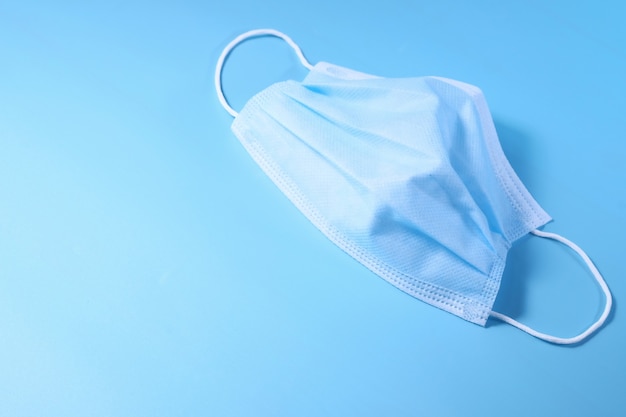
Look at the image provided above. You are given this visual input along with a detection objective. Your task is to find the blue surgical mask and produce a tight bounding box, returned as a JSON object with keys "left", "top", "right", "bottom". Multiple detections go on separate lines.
{"left": 215, "top": 29, "right": 612, "bottom": 344}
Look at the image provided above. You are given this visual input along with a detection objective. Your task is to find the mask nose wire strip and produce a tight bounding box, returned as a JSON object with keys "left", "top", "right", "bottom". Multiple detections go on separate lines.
{"left": 215, "top": 28, "right": 314, "bottom": 118}
{"left": 490, "top": 229, "right": 613, "bottom": 344}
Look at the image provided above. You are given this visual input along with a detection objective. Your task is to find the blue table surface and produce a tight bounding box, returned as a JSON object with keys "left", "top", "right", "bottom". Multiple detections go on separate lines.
{"left": 1, "top": 1, "right": 624, "bottom": 416}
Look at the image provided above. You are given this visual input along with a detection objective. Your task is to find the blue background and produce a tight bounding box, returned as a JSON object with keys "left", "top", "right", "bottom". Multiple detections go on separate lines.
{"left": 1, "top": 1, "right": 624, "bottom": 416}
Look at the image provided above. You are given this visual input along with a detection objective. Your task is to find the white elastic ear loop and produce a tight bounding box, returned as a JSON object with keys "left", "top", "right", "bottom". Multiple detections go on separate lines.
{"left": 490, "top": 229, "right": 613, "bottom": 345}
{"left": 215, "top": 28, "right": 314, "bottom": 117}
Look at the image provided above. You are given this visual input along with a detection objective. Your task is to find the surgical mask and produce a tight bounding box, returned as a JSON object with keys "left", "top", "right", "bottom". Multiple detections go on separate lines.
{"left": 214, "top": 29, "right": 612, "bottom": 345}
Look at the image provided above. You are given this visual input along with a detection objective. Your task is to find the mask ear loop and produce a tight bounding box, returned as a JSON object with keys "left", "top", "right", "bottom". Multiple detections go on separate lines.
{"left": 215, "top": 28, "right": 314, "bottom": 117}
{"left": 490, "top": 229, "right": 613, "bottom": 345}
